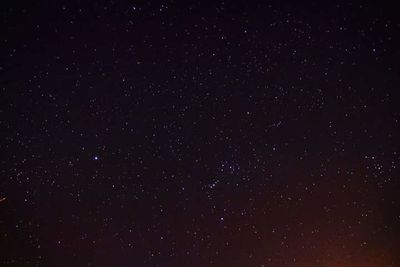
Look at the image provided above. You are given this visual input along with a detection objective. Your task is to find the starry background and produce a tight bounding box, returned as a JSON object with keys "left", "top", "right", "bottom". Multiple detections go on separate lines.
{"left": 1, "top": 0, "right": 400, "bottom": 266}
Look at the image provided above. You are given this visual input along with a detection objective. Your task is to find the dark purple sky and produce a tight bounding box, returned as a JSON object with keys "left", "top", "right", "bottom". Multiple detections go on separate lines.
{"left": 1, "top": 1, "right": 399, "bottom": 266}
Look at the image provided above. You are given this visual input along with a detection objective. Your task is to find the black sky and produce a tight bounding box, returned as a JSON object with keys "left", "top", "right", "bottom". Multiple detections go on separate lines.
{"left": 1, "top": 1, "right": 400, "bottom": 266}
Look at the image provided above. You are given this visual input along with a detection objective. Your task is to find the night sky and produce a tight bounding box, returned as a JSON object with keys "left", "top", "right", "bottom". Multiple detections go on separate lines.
{"left": 1, "top": 1, "right": 400, "bottom": 266}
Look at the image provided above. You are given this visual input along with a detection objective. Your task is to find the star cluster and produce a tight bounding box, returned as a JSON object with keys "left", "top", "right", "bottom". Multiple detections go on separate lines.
{"left": 1, "top": 1, "right": 399, "bottom": 266}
